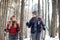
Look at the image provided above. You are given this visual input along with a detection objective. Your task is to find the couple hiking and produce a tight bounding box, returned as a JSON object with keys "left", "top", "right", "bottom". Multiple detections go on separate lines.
{"left": 5, "top": 11, "right": 46, "bottom": 40}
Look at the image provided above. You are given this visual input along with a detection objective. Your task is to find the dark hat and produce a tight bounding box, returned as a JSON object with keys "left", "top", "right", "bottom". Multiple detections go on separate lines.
{"left": 32, "top": 11, "right": 37, "bottom": 15}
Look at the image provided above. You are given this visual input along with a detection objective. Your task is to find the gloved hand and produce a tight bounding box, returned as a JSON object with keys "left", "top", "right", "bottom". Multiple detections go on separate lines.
{"left": 4, "top": 29, "right": 9, "bottom": 32}
{"left": 26, "top": 22, "right": 29, "bottom": 26}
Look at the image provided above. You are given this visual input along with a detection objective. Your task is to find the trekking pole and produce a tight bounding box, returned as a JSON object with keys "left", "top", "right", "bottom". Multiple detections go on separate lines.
{"left": 30, "top": 34, "right": 32, "bottom": 40}
{"left": 41, "top": 28, "right": 44, "bottom": 40}
{"left": 4, "top": 29, "right": 8, "bottom": 40}
{"left": 4, "top": 30, "right": 6, "bottom": 40}
{"left": 4, "top": 29, "right": 9, "bottom": 40}
{"left": 44, "top": 25, "right": 50, "bottom": 40}
{"left": 42, "top": 25, "right": 49, "bottom": 40}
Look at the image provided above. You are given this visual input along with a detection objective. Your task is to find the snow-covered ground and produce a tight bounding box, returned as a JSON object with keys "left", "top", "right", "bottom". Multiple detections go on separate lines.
{"left": 24, "top": 34, "right": 59, "bottom": 40}
{"left": 24, "top": 35, "right": 59, "bottom": 40}
{"left": 24, "top": 28, "right": 59, "bottom": 40}
{"left": 4, "top": 26, "right": 59, "bottom": 40}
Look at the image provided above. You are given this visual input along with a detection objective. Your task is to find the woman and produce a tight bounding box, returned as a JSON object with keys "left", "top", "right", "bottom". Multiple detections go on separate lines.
{"left": 6, "top": 15, "right": 20, "bottom": 40}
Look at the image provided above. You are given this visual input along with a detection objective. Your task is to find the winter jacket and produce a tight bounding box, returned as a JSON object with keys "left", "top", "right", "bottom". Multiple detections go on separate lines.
{"left": 26, "top": 17, "right": 46, "bottom": 33}
{"left": 6, "top": 21, "right": 20, "bottom": 34}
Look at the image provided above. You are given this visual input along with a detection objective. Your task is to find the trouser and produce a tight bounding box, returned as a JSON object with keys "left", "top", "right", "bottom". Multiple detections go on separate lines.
{"left": 31, "top": 32, "right": 41, "bottom": 40}
{"left": 9, "top": 34, "right": 18, "bottom": 40}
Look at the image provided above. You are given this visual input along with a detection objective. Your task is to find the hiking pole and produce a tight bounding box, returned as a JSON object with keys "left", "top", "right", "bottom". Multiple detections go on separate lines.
{"left": 41, "top": 25, "right": 49, "bottom": 40}
{"left": 44, "top": 25, "right": 50, "bottom": 40}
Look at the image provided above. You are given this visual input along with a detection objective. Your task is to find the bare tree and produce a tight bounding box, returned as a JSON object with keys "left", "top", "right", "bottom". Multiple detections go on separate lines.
{"left": 38, "top": 0, "right": 40, "bottom": 16}
{"left": 45, "top": 0, "right": 47, "bottom": 24}
{"left": 50, "top": 0, "right": 57, "bottom": 37}
{"left": 14, "top": 0, "right": 20, "bottom": 20}
{"left": 42, "top": 0, "right": 44, "bottom": 19}
{"left": 48, "top": 0, "right": 51, "bottom": 36}
{"left": 58, "top": 0, "right": 60, "bottom": 39}
{"left": 0, "top": 1, "right": 2, "bottom": 40}
{"left": 20, "top": 0, "right": 25, "bottom": 40}
{"left": 0, "top": 0, "right": 8, "bottom": 40}
{"left": 55, "top": 0, "right": 58, "bottom": 36}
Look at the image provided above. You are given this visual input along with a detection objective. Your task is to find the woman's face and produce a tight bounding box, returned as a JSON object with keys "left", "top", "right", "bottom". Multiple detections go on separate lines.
{"left": 12, "top": 17, "right": 16, "bottom": 21}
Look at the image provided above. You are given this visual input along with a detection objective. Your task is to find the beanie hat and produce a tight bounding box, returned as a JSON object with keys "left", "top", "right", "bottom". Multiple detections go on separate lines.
{"left": 32, "top": 11, "right": 37, "bottom": 15}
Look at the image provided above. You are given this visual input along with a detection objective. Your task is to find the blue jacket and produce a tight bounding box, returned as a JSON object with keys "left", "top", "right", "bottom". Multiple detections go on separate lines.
{"left": 26, "top": 17, "right": 46, "bottom": 33}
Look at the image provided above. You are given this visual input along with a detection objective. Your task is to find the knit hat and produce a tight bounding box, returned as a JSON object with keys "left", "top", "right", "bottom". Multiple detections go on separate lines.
{"left": 32, "top": 11, "right": 37, "bottom": 15}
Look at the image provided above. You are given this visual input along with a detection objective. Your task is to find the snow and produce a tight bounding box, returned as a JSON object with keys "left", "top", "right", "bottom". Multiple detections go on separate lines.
{"left": 24, "top": 33, "right": 59, "bottom": 40}
{"left": 4, "top": 25, "right": 59, "bottom": 40}
{"left": 24, "top": 28, "right": 59, "bottom": 40}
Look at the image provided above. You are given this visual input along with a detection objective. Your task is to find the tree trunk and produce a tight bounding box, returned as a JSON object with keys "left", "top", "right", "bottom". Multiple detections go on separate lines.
{"left": 20, "top": 0, "right": 25, "bottom": 40}
{"left": 14, "top": 0, "right": 20, "bottom": 20}
{"left": 0, "top": 2, "right": 2, "bottom": 40}
{"left": 45, "top": 0, "right": 47, "bottom": 24}
{"left": 0, "top": 0, "right": 8, "bottom": 40}
{"left": 58, "top": 0, "right": 60, "bottom": 40}
{"left": 55, "top": 0, "right": 58, "bottom": 36}
{"left": 42, "top": 0, "right": 44, "bottom": 19}
{"left": 48, "top": 0, "right": 51, "bottom": 36}
{"left": 50, "top": 0, "right": 57, "bottom": 37}
{"left": 38, "top": 0, "right": 40, "bottom": 16}
{"left": 48, "top": 12, "right": 51, "bottom": 36}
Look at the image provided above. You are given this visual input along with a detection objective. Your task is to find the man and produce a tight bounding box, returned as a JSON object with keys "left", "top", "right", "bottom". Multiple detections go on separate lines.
{"left": 26, "top": 11, "right": 46, "bottom": 40}
{"left": 6, "top": 15, "right": 20, "bottom": 40}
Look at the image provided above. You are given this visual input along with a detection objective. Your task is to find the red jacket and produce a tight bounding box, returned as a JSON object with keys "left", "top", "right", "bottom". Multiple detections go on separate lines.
{"left": 6, "top": 21, "right": 20, "bottom": 34}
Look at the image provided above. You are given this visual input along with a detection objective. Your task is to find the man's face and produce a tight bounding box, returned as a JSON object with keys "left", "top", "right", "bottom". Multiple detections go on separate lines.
{"left": 32, "top": 13, "right": 36, "bottom": 17}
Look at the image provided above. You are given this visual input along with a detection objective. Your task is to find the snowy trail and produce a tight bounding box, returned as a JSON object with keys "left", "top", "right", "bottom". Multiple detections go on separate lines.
{"left": 4, "top": 28, "right": 59, "bottom": 40}
{"left": 24, "top": 35, "right": 59, "bottom": 40}
{"left": 24, "top": 28, "right": 59, "bottom": 40}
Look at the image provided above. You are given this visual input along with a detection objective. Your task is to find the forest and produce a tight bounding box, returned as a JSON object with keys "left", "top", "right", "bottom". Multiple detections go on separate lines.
{"left": 0, "top": 0, "right": 60, "bottom": 40}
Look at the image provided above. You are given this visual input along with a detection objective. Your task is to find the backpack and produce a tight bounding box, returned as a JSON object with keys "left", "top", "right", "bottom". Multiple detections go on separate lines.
{"left": 33, "top": 16, "right": 42, "bottom": 31}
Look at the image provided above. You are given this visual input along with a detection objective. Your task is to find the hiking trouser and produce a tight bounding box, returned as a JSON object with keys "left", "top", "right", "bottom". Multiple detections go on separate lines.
{"left": 31, "top": 32, "right": 41, "bottom": 40}
{"left": 9, "top": 34, "right": 18, "bottom": 40}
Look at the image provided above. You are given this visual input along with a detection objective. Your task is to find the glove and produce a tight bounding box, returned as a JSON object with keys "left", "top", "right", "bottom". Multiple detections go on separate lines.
{"left": 4, "top": 29, "right": 9, "bottom": 32}
{"left": 26, "top": 22, "right": 29, "bottom": 26}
